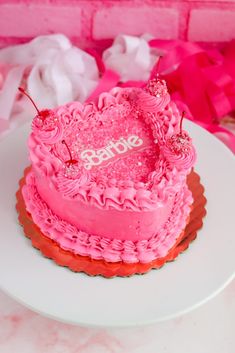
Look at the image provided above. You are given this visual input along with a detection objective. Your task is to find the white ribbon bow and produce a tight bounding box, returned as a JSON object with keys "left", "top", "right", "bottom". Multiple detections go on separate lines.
{"left": 0, "top": 34, "right": 99, "bottom": 136}
{"left": 103, "top": 34, "right": 158, "bottom": 82}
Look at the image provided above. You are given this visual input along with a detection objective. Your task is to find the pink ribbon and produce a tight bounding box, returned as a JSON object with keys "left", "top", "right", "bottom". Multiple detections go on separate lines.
{"left": 149, "top": 40, "right": 235, "bottom": 153}
{"left": 149, "top": 39, "right": 235, "bottom": 123}
{"left": 87, "top": 69, "right": 120, "bottom": 101}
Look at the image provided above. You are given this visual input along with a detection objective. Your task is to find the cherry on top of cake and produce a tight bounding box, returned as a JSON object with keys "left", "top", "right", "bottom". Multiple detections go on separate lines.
{"left": 19, "top": 71, "right": 195, "bottom": 188}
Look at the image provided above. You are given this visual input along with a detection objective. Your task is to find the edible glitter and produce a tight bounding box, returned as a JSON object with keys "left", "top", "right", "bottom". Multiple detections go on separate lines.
{"left": 145, "top": 78, "right": 168, "bottom": 98}
{"left": 166, "top": 132, "right": 191, "bottom": 154}
{"left": 49, "top": 98, "right": 159, "bottom": 184}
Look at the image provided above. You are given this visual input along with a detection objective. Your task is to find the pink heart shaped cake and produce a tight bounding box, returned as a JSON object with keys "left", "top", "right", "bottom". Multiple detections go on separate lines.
{"left": 20, "top": 77, "right": 197, "bottom": 267}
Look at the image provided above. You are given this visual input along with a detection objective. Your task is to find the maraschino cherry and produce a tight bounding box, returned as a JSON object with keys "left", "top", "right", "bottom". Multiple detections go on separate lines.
{"left": 145, "top": 56, "right": 168, "bottom": 98}
{"left": 19, "top": 86, "right": 66, "bottom": 146}
{"left": 166, "top": 111, "right": 191, "bottom": 154}
{"left": 162, "top": 111, "right": 196, "bottom": 171}
{"left": 18, "top": 87, "right": 52, "bottom": 120}
{"left": 136, "top": 56, "right": 170, "bottom": 114}
{"left": 61, "top": 139, "right": 78, "bottom": 166}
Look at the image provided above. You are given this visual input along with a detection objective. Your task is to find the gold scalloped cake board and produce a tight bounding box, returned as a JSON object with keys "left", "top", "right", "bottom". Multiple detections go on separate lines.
{"left": 16, "top": 168, "right": 207, "bottom": 277}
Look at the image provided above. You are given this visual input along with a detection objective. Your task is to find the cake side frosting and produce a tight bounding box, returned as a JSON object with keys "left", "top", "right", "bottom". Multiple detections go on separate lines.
{"left": 22, "top": 170, "right": 193, "bottom": 263}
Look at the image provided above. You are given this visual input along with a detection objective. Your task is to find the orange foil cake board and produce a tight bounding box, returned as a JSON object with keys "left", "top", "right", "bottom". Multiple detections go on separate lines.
{"left": 16, "top": 168, "right": 206, "bottom": 278}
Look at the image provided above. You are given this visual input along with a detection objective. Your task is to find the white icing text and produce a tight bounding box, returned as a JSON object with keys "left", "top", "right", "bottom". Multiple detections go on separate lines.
{"left": 80, "top": 135, "right": 143, "bottom": 170}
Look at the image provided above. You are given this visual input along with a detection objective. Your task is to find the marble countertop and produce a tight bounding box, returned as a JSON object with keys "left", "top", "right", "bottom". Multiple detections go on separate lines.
{"left": 0, "top": 279, "right": 234, "bottom": 353}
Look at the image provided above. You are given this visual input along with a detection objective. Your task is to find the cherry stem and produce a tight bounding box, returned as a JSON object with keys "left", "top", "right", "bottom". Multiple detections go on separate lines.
{"left": 149, "top": 56, "right": 163, "bottom": 81}
{"left": 155, "top": 56, "right": 162, "bottom": 77}
{"left": 18, "top": 87, "right": 40, "bottom": 114}
{"left": 62, "top": 140, "right": 73, "bottom": 162}
{"left": 180, "top": 111, "right": 186, "bottom": 135}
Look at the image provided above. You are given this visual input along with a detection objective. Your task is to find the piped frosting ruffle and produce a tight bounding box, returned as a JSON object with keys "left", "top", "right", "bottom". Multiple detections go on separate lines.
{"left": 22, "top": 168, "right": 193, "bottom": 264}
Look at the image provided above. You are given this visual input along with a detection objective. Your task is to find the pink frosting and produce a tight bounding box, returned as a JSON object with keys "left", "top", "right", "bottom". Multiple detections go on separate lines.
{"left": 27, "top": 85, "right": 196, "bottom": 244}
{"left": 32, "top": 110, "right": 65, "bottom": 144}
{"left": 137, "top": 77, "right": 171, "bottom": 113}
{"left": 29, "top": 92, "right": 186, "bottom": 208}
{"left": 136, "top": 89, "right": 170, "bottom": 113}
{"left": 57, "top": 168, "right": 91, "bottom": 195}
{"left": 22, "top": 171, "right": 193, "bottom": 263}
{"left": 162, "top": 132, "right": 197, "bottom": 172}
{"left": 149, "top": 158, "right": 172, "bottom": 186}
{"left": 28, "top": 134, "right": 62, "bottom": 178}
{"left": 34, "top": 171, "right": 175, "bottom": 241}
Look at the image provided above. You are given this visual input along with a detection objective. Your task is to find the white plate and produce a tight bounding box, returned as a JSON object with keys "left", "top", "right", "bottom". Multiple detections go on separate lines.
{"left": 0, "top": 121, "right": 235, "bottom": 328}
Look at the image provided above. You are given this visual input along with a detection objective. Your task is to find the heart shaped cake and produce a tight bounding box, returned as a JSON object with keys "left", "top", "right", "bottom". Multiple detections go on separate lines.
{"left": 20, "top": 76, "right": 198, "bottom": 273}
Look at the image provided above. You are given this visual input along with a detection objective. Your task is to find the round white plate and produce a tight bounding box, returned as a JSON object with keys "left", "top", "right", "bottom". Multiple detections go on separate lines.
{"left": 0, "top": 121, "right": 235, "bottom": 328}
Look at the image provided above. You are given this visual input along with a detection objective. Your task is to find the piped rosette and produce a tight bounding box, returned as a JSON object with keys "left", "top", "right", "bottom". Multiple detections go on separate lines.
{"left": 134, "top": 57, "right": 170, "bottom": 116}
{"left": 161, "top": 113, "right": 197, "bottom": 173}
{"left": 140, "top": 78, "right": 170, "bottom": 110}
{"left": 19, "top": 87, "right": 64, "bottom": 145}
{"left": 18, "top": 83, "right": 200, "bottom": 257}
{"left": 31, "top": 109, "right": 64, "bottom": 144}
{"left": 135, "top": 77, "right": 170, "bottom": 115}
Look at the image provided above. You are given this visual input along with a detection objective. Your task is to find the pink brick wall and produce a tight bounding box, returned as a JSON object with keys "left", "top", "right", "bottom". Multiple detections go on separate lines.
{"left": 0, "top": 0, "right": 235, "bottom": 48}
{"left": 93, "top": 6, "right": 179, "bottom": 40}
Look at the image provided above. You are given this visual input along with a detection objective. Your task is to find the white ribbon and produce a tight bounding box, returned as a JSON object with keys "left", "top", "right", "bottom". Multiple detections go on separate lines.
{"left": 0, "top": 34, "right": 99, "bottom": 135}
{"left": 103, "top": 34, "right": 158, "bottom": 82}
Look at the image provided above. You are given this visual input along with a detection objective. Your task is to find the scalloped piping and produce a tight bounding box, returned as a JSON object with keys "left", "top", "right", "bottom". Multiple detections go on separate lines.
{"left": 22, "top": 170, "right": 193, "bottom": 264}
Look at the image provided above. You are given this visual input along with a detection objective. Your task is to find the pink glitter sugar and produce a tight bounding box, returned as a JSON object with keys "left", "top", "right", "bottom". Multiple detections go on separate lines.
{"left": 53, "top": 108, "right": 158, "bottom": 184}
{"left": 98, "top": 147, "right": 157, "bottom": 183}
{"left": 145, "top": 78, "right": 168, "bottom": 98}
